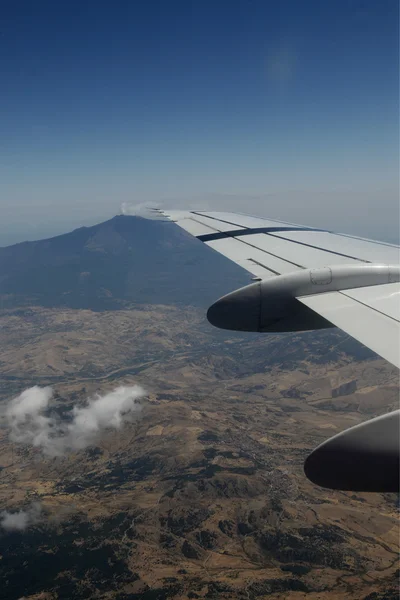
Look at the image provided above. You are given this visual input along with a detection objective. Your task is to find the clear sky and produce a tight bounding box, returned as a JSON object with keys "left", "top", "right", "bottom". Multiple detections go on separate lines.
{"left": 0, "top": 0, "right": 398, "bottom": 245}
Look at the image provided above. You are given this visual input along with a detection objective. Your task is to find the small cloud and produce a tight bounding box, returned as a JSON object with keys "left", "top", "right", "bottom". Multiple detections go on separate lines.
{"left": 120, "top": 202, "right": 162, "bottom": 218}
{"left": 0, "top": 502, "right": 43, "bottom": 532}
{"left": 2, "top": 385, "right": 145, "bottom": 457}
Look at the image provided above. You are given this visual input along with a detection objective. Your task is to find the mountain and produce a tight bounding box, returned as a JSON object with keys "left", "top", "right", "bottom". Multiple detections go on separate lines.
{"left": 0, "top": 215, "right": 249, "bottom": 310}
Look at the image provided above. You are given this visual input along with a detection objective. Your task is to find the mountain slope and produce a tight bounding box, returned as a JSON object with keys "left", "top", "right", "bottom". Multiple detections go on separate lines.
{"left": 0, "top": 215, "right": 249, "bottom": 310}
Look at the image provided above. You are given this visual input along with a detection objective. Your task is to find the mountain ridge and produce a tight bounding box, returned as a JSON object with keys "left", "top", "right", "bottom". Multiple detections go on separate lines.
{"left": 0, "top": 215, "right": 249, "bottom": 310}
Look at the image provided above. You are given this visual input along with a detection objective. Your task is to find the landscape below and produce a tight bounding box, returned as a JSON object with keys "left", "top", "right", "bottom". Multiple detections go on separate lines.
{"left": 0, "top": 216, "right": 398, "bottom": 600}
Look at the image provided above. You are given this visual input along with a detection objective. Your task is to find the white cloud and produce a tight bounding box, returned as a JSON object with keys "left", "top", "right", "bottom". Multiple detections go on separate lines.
{"left": 5, "top": 386, "right": 54, "bottom": 451}
{"left": 3, "top": 385, "right": 145, "bottom": 457}
{"left": 0, "top": 502, "right": 43, "bottom": 532}
{"left": 66, "top": 386, "right": 144, "bottom": 451}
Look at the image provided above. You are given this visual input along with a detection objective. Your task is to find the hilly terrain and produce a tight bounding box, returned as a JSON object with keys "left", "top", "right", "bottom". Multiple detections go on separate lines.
{"left": 0, "top": 216, "right": 398, "bottom": 600}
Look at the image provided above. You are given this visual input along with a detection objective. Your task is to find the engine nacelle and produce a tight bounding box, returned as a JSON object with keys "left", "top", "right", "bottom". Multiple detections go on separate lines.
{"left": 304, "top": 409, "right": 400, "bottom": 492}
{"left": 207, "top": 263, "right": 400, "bottom": 332}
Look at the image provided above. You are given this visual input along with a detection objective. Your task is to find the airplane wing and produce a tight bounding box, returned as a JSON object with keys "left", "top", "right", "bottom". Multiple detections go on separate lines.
{"left": 157, "top": 210, "right": 400, "bottom": 369}
{"left": 156, "top": 209, "right": 400, "bottom": 494}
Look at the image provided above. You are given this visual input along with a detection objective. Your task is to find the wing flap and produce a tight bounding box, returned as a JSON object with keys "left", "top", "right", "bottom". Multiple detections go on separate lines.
{"left": 299, "top": 284, "right": 400, "bottom": 368}
{"left": 340, "top": 283, "right": 400, "bottom": 322}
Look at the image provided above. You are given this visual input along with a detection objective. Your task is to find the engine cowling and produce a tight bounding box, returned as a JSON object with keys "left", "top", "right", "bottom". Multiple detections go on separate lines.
{"left": 207, "top": 263, "right": 400, "bottom": 332}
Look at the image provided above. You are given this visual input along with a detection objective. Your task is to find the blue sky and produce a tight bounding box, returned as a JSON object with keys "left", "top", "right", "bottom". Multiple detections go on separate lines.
{"left": 0, "top": 0, "right": 398, "bottom": 244}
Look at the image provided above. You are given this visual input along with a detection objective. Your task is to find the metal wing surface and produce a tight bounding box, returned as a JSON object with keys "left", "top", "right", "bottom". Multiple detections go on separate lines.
{"left": 158, "top": 210, "right": 400, "bottom": 368}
